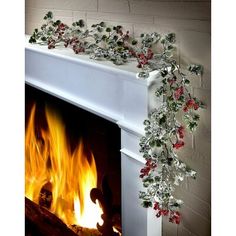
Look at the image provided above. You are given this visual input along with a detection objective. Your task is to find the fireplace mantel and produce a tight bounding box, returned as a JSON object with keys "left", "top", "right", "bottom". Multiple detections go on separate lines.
{"left": 25, "top": 36, "right": 162, "bottom": 236}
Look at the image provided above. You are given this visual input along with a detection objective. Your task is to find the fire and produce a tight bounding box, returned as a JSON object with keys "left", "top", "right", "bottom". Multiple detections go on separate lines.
{"left": 25, "top": 104, "right": 103, "bottom": 228}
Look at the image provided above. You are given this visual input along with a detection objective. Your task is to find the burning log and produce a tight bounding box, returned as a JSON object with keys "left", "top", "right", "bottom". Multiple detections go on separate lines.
{"left": 26, "top": 197, "right": 105, "bottom": 236}
{"left": 70, "top": 225, "right": 101, "bottom": 236}
{"left": 38, "top": 182, "right": 53, "bottom": 209}
{"left": 25, "top": 197, "right": 78, "bottom": 236}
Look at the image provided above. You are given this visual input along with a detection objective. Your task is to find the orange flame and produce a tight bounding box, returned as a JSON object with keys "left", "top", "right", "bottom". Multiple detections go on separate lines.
{"left": 25, "top": 104, "right": 103, "bottom": 228}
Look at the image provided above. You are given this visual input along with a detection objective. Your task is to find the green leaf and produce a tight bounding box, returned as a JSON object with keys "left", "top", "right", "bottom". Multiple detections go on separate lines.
{"left": 117, "top": 41, "right": 123, "bottom": 46}
{"left": 169, "top": 101, "right": 176, "bottom": 110}
{"left": 44, "top": 11, "right": 53, "bottom": 20}
{"left": 97, "top": 26, "right": 103, "bottom": 32}
{"left": 161, "top": 38, "right": 166, "bottom": 44}
{"left": 55, "top": 20, "right": 61, "bottom": 25}
{"left": 162, "top": 78, "right": 167, "bottom": 84}
{"left": 29, "top": 36, "right": 36, "bottom": 43}
{"left": 138, "top": 71, "right": 149, "bottom": 79}
{"left": 199, "top": 101, "right": 206, "bottom": 108}
{"left": 149, "top": 140, "right": 156, "bottom": 148}
{"left": 142, "top": 201, "right": 152, "bottom": 208}
{"left": 184, "top": 79, "right": 190, "bottom": 85}
{"left": 154, "top": 176, "right": 161, "bottom": 182}
{"left": 159, "top": 115, "right": 166, "bottom": 125}
{"left": 188, "top": 122, "right": 198, "bottom": 131}
{"left": 143, "top": 119, "right": 150, "bottom": 126}
{"left": 178, "top": 95, "right": 185, "bottom": 102}
{"left": 78, "top": 19, "right": 85, "bottom": 27}
{"left": 102, "top": 35, "right": 107, "bottom": 41}
{"left": 161, "top": 69, "right": 168, "bottom": 77}
{"left": 193, "top": 113, "right": 200, "bottom": 121}
{"left": 155, "top": 139, "right": 162, "bottom": 147}
{"left": 167, "top": 45, "right": 174, "bottom": 50}
{"left": 41, "top": 36, "right": 47, "bottom": 41}
{"left": 165, "top": 33, "right": 176, "bottom": 43}
{"left": 132, "top": 39, "right": 138, "bottom": 45}
{"left": 187, "top": 64, "right": 203, "bottom": 76}
{"left": 106, "top": 27, "right": 111, "bottom": 32}
{"left": 99, "top": 22, "right": 105, "bottom": 27}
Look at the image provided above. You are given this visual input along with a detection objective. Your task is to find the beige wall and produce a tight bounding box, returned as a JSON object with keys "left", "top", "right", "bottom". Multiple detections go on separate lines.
{"left": 25, "top": 1, "right": 211, "bottom": 235}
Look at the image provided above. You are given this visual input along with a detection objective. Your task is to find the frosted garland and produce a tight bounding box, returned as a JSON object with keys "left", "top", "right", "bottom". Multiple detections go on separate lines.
{"left": 29, "top": 12, "right": 205, "bottom": 224}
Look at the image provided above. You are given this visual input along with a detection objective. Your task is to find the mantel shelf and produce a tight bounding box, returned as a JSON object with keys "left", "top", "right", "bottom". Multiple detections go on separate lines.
{"left": 25, "top": 35, "right": 152, "bottom": 136}
{"left": 25, "top": 35, "right": 145, "bottom": 80}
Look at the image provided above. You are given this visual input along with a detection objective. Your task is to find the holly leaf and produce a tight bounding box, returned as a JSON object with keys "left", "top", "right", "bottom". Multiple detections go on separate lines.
{"left": 187, "top": 64, "right": 203, "bottom": 76}
{"left": 142, "top": 201, "right": 152, "bottom": 208}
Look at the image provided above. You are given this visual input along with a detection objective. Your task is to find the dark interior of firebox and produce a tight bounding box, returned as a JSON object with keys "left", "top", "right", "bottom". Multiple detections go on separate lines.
{"left": 25, "top": 84, "right": 121, "bottom": 235}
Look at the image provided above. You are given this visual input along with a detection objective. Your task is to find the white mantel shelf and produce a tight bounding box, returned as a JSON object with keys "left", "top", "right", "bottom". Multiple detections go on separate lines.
{"left": 25, "top": 36, "right": 149, "bottom": 135}
{"left": 25, "top": 35, "right": 162, "bottom": 236}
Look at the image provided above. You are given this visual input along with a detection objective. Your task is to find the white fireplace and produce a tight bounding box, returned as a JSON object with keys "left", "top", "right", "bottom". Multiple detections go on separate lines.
{"left": 25, "top": 37, "right": 162, "bottom": 236}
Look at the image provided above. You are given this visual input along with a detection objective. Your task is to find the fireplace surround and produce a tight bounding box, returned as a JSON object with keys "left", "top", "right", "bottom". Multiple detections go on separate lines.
{"left": 25, "top": 37, "right": 162, "bottom": 236}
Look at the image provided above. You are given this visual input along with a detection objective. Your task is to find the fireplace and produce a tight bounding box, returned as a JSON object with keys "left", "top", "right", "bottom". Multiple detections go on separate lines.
{"left": 25, "top": 37, "right": 162, "bottom": 236}
{"left": 25, "top": 84, "right": 122, "bottom": 234}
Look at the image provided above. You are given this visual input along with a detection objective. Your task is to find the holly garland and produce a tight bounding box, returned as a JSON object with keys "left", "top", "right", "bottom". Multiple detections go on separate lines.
{"left": 139, "top": 63, "right": 204, "bottom": 224}
{"left": 29, "top": 12, "right": 205, "bottom": 224}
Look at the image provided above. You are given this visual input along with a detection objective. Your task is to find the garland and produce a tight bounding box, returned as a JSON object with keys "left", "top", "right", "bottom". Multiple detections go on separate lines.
{"left": 29, "top": 12, "right": 205, "bottom": 224}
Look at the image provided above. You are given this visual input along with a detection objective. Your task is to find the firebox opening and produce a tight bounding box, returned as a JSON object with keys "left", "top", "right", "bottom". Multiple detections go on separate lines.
{"left": 25, "top": 84, "right": 121, "bottom": 236}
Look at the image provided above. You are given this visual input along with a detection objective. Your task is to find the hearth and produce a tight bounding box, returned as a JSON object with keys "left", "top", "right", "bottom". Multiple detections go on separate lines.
{"left": 25, "top": 37, "right": 162, "bottom": 236}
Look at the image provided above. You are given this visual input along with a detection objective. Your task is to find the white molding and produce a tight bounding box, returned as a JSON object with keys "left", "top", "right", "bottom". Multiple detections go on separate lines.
{"left": 117, "top": 120, "right": 144, "bottom": 137}
{"left": 120, "top": 148, "right": 145, "bottom": 164}
{"left": 25, "top": 79, "right": 121, "bottom": 123}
